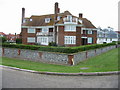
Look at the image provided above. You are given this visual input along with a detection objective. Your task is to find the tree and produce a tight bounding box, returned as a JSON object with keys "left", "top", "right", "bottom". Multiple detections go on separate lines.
{"left": 16, "top": 38, "right": 22, "bottom": 44}
{"left": 0, "top": 37, "right": 7, "bottom": 43}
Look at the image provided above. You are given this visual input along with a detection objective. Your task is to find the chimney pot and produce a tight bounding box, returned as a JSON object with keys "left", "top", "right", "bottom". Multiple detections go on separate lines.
{"left": 55, "top": 2, "right": 60, "bottom": 14}
{"left": 79, "top": 13, "right": 83, "bottom": 18}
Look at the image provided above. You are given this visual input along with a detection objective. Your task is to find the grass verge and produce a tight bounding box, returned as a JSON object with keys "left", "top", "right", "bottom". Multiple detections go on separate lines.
{"left": 1, "top": 48, "right": 119, "bottom": 73}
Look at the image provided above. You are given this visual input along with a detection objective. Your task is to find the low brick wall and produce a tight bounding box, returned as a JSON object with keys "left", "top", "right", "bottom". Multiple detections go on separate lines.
{"left": 1, "top": 45, "right": 117, "bottom": 65}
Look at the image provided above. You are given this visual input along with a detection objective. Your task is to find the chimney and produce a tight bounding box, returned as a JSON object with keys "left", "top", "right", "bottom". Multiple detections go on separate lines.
{"left": 22, "top": 7, "right": 25, "bottom": 23}
{"left": 79, "top": 13, "right": 83, "bottom": 18}
{"left": 55, "top": 2, "right": 60, "bottom": 14}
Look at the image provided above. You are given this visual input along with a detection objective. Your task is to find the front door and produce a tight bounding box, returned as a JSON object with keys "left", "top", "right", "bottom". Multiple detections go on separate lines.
{"left": 82, "top": 38, "right": 87, "bottom": 45}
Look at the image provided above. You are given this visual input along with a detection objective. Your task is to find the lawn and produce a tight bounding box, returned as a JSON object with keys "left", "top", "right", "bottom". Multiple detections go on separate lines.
{"left": 1, "top": 48, "right": 119, "bottom": 73}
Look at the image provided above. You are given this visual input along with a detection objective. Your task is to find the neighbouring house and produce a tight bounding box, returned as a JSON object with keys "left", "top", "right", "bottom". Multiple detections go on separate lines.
{"left": 0, "top": 32, "right": 6, "bottom": 37}
{"left": 6, "top": 33, "right": 20, "bottom": 43}
{"left": 115, "top": 31, "right": 120, "bottom": 41}
{"left": 97, "top": 27, "right": 118, "bottom": 44}
{"left": 21, "top": 2, "right": 97, "bottom": 47}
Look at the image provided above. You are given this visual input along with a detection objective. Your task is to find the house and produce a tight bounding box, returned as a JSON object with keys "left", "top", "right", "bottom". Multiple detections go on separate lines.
{"left": 21, "top": 2, "right": 97, "bottom": 47}
{"left": 115, "top": 31, "right": 120, "bottom": 41}
{"left": 97, "top": 27, "right": 118, "bottom": 44}
{"left": 6, "top": 33, "right": 20, "bottom": 43}
{"left": 0, "top": 32, "right": 6, "bottom": 37}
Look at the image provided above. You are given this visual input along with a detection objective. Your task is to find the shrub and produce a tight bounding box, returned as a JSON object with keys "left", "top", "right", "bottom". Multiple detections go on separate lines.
{"left": 2, "top": 42, "right": 116, "bottom": 53}
{"left": 16, "top": 38, "right": 22, "bottom": 44}
{"left": 48, "top": 42, "right": 57, "bottom": 46}
{"left": 0, "top": 37, "right": 7, "bottom": 43}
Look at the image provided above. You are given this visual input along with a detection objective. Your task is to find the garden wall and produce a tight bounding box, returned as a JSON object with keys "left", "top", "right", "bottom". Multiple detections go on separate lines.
{"left": 1, "top": 45, "right": 117, "bottom": 65}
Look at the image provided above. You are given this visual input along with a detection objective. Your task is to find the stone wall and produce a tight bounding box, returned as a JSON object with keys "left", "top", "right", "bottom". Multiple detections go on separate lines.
{"left": 73, "top": 45, "right": 116, "bottom": 65}
{"left": 1, "top": 45, "right": 117, "bottom": 65}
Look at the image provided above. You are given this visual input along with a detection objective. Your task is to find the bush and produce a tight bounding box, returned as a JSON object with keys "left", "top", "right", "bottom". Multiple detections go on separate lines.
{"left": 48, "top": 42, "right": 57, "bottom": 46}
{"left": 16, "top": 38, "right": 22, "bottom": 44}
{"left": 2, "top": 42, "right": 116, "bottom": 53}
{"left": 0, "top": 37, "right": 7, "bottom": 43}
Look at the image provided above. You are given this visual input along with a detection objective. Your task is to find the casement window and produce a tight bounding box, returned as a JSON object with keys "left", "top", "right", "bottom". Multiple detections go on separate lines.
{"left": 42, "top": 28, "right": 48, "bottom": 32}
{"left": 28, "top": 28, "right": 35, "bottom": 33}
{"left": 88, "top": 37, "right": 93, "bottom": 43}
{"left": 27, "top": 37, "right": 35, "bottom": 43}
{"left": 45, "top": 18, "right": 50, "bottom": 23}
{"left": 40, "top": 37, "right": 47, "bottom": 43}
{"left": 64, "top": 25, "right": 76, "bottom": 31}
{"left": 64, "top": 36, "right": 76, "bottom": 44}
{"left": 88, "top": 30, "right": 93, "bottom": 34}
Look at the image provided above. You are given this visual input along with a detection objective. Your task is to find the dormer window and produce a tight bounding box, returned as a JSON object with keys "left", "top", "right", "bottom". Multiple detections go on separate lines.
{"left": 30, "top": 19, "right": 32, "bottom": 21}
{"left": 57, "top": 16, "right": 61, "bottom": 21}
{"left": 45, "top": 18, "right": 50, "bottom": 23}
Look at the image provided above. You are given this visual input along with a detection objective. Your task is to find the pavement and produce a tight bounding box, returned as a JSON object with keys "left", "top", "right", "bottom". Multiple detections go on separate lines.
{"left": 1, "top": 67, "right": 119, "bottom": 88}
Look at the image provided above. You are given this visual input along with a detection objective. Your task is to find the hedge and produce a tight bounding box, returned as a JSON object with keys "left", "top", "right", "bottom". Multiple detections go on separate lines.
{"left": 1, "top": 42, "right": 116, "bottom": 53}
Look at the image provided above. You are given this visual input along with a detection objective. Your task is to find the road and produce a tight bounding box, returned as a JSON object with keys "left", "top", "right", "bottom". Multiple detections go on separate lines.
{"left": 1, "top": 67, "right": 119, "bottom": 88}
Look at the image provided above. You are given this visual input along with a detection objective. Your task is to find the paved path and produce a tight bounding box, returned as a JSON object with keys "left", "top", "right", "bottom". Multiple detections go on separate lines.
{"left": 1, "top": 67, "right": 119, "bottom": 88}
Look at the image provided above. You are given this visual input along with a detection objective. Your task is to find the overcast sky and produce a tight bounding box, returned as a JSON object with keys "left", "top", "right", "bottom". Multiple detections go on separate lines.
{"left": 0, "top": 0, "right": 119, "bottom": 34}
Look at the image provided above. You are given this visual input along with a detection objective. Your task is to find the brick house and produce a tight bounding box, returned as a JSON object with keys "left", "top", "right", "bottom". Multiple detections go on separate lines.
{"left": 21, "top": 2, "right": 97, "bottom": 47}
{"left": 6, "top": 33, "right": 20, "bottom": 43}
{"left": 0, "top": 32, "right": 6, "bottom": 37}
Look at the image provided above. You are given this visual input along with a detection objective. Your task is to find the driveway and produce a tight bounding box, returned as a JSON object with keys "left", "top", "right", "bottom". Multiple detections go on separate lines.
{"left": 1, "top": 67, "right": 119, "bottom": 88}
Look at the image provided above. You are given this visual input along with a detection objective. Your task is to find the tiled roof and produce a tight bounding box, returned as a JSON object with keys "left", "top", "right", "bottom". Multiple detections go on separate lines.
{"left": 22, "top": 11, "right": 96, "bottom": 28}
{"left": 0, "top": 32, "right": 6, "bottom": 36}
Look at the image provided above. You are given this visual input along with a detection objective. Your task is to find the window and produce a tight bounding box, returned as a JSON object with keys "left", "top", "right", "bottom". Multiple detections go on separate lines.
{"left": 45, "top": 18, "right": 50, "bottom": 23}
{"left": 81, "top": 30, "right": 83, "bottom": 34}
{"left": 30, "top": 19, "right": 32, "bottom": 21}
{"left": 64, "top": 25, "right": 76, "bottom": 31}
{"left": 88, "top": 30, "right": 92, "bottom": 34}
{"left": 42, "top": 28, "right": 48, "bottom": 32}
{"left": 28, "top": 28, "right": 35, "bottom": 33}
{"left": 67, "top": 15, "right": 72, "bottom": 22}
{"left": 38, "top": 37, "right": 48, "bottom": 44}
{"left": 64, "top": 36, "right": 76, "bottom": 44}
{"left": 57, "top": 16, "right": 61, "bottom": 20}
{"left": 27, "top": 37, "right": 35, "bottom": 43}
{"left": 88, "top": 37, "right": 93, "bottom": 43}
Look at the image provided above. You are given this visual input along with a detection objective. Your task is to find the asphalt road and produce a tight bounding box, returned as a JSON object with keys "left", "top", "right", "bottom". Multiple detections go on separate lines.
{"left": 1, "top": 67, "right": 119, "bottom": 88}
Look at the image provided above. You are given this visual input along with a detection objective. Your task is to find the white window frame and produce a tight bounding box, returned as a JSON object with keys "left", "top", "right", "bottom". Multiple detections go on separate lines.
{"left": 30, "top": 19, "right": 32, "bottom": 21}
{"left": 88, "top": 37, "right": 93, "bottom": 43}
{"left": 67, "top": 15, "right": 72, "bottom": 22}
{"left": 37, "top": 37, "right": 48, "bottom": 45}
{"left": 64, "top": 25, "right": 76, "bottom": 32}
{"left": 57, "top": 16, "right": 61, "bottom": 21}
{"left": 28, "top": 28, "right": 35, "bottom": 33}
{"left": 42, "top": 28, "right": 48, "bottom": 32}
{"left": 88, "top": 30, "right": 93, "bottom": 34}
{"left": 64, "top": 36, "right": 76, "bottom": 44}
{"left": 45, "top": 18, "right": 50, "bottom": 23}
{"left": 27, "top": 37, "right": 35, "bottom": 43}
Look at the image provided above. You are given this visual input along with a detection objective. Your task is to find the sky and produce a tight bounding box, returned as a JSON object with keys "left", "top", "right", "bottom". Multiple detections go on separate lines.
{"left": 0, "top": 0, "right": 119, "bottom": 34}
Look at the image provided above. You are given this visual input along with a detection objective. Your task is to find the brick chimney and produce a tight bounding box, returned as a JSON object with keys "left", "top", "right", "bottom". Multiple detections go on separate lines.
{"left": 22, "top": 8, "right": 25, "bottom": 23}
{"left": 54, "top": 2, "right": 60, "bottom": 45}
{"left": 55, "top": 2, "right": 60, "bottom": 14}
{"left": 79, "top": 13, "right": 83, "bottom": 18}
